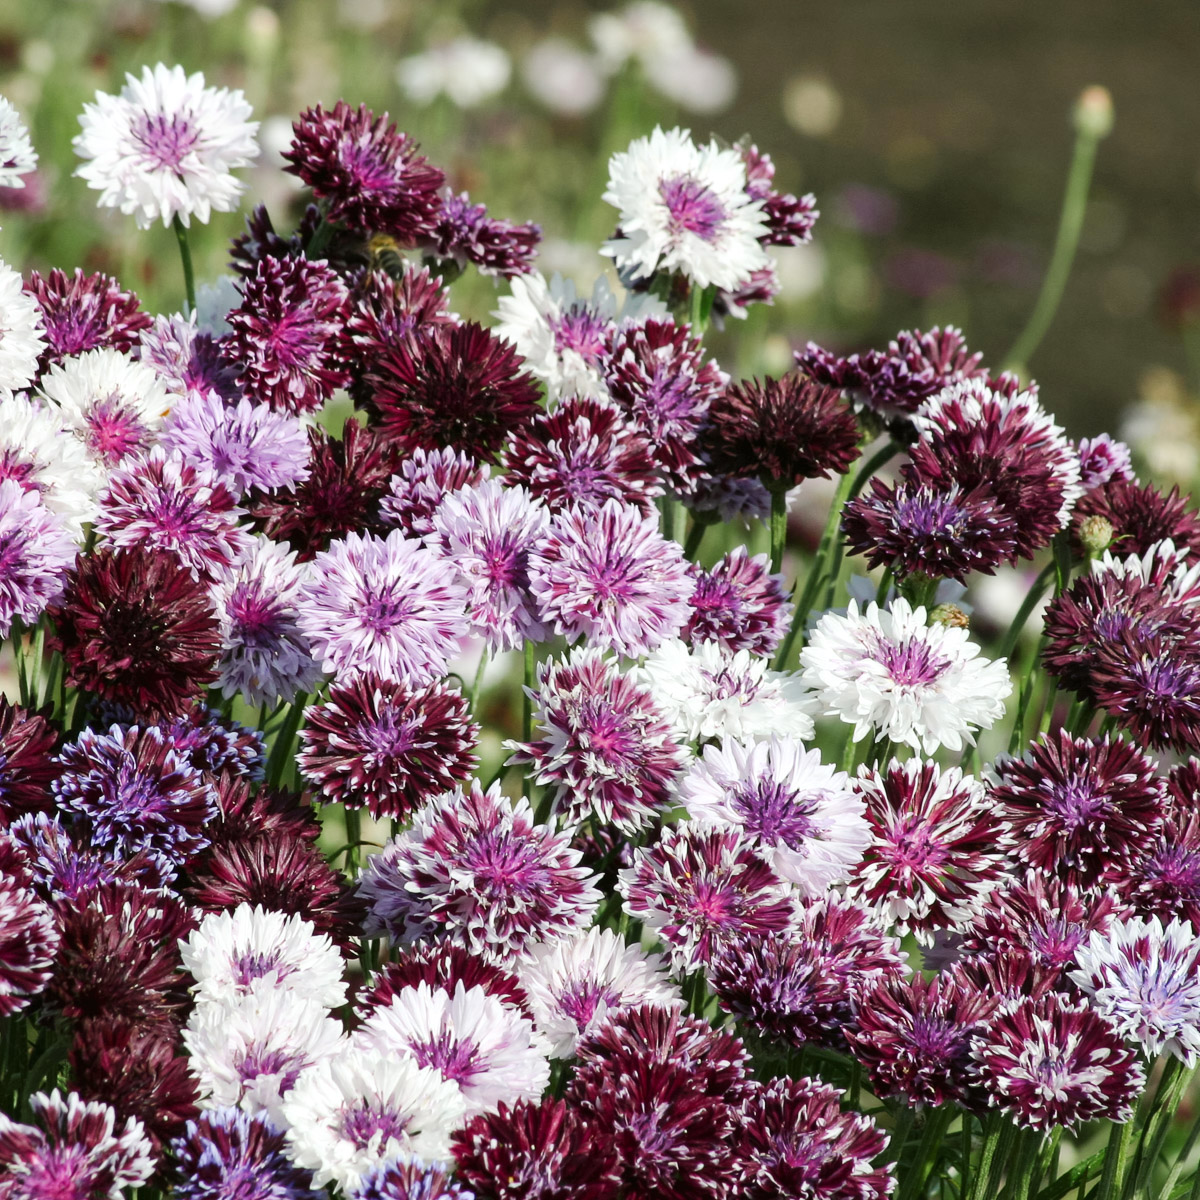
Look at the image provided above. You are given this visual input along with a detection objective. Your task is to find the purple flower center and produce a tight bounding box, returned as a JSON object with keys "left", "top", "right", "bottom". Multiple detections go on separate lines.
{"left": 689, "top": 880, "right": 735, "bottom": 925}
{"left": 14, "top": 1149, "right": 97, "bottom": 1200}
{"left": 1045, "top": 779, "right": 1109, "bottom": 833}
{"left": 1029, "top": 919, "right": 1089, "bottom": 967}
{"left": 1144, "top": 847, "right": 1200, "bottom": 897}
{"left": 466, "top": 832, "right": 545, "bottom": 895}
{"left": 409, "top": 1033, "right": 482, "bottom": 1086}
{"left": 231, "top": 948, "right": 288, "bottom": 986}
{"left": 236, "top": 1045, "right": 295, "bottom": 1082}
{"left": 339, "top": 140, "right": 400, "bottom": 196}
{"left": 893, "top": 492, "right": 973, "bottom": 539}
{"left": 549, "top": 307, "right": 610, "bottom": 366}
{"left": 365, "top": 710, "right": 420, "bottom": 760}
{"left": 229, "top": 585, "right": 287, "bottom": 648}
{"left": 361, "top": 592, "right": 415, "bottom": 634}
{"left": 731, "top": 779, "right": 817, "bottom": 850}
{"left": 882, "top": 816, "right": 948, "bottom": 873}
{"left": 558, "top": 977, "right": 620, "bottom": 1029}
{"left": 577, "top": 702, "right": 639, "bottom": 769}
{"left": 872, "top": 635, "right": 951, "bottom": 688}
{"left": 83, "top": 395, "right": 152, "bottom": 467}
{"left": 659, "top": 174, "right": 728, "bottom": 244}
{"left": 909, "top": 1013, "right": 968, "bottom": 1061}
{"left": 340, "top": 1103, "right": 411, "bottom": 1152}
{"left": 133, "top": 110, "right": 200, "bottom": 172}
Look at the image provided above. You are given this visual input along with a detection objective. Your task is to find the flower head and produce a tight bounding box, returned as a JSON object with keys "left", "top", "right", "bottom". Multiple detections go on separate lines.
{"left": 73, "top": 63, "right": 259, "bottom": 228}
{"left": 1071, "top": 477, "right": 1200, "bottom": 559}
{"left": 0, "top": 259, "right": 45, "bottom": 392}
{"left": 423, "top": 191, "right": 541, "bottom": 279}
{"left": 0, "top": 697, "right": 59, "bottom": 827}
{"left": 0, "top": 96, "right": 36, "bottom": 190}
{"left": 0, "top": 479, "right": 75, "bottom": 638}
{"left": 0, "top": 859, "right": 58, "bottom": 1018}
{"left": 357, "top": 1158, "right": 470, "bottom": 1200}
{"left": 1075, "top": 434, "right": 1134, "bottom": 490}
{"left": 380, "top": 447, "right": 487, "bottom": 538}
{"left": 682, "top": 547, "right": 791, "bottom": 657}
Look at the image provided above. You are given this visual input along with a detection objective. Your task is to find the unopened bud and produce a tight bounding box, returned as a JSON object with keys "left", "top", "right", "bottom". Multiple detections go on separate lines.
{"left": 1074, "top": 86, "right": 1114, "bottom": 139}
{"left": 1078, "top": 514, "right": 1115, "bottom": 557}
{"left": 929, "top": 603, "right": 970, "bottom": 630}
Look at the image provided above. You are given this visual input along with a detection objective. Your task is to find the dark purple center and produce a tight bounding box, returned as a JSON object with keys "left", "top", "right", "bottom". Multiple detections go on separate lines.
{"left": 361, "top": 592, "right": 414, "bottom": 634}
{"left": 133, "top": 110, "right": 199, "bottom": 172}
{"left": 231, "top": 948, "right": 287, "bottom": 986}
{"left": 409, "top": 1033, "right": 481, "bottom": 1085}
{"left": 339, "top": 1103, "right": 411, "bottom": 1152}
{"left": 872, "top": 635, "right": 951, "bottom": 688}
{"left": 229, "top": 584, "right": 286, "bottom": 646}
{"left": 550, "top": 307, "right": 610, "bottom": 366}
{"left": 1045, "top": 779, "right": 1109, "bottom": 832}
{"left": 883, "top": 816, "right": 948, "bottom": 873}
{"left": 659, "top": 174, "right": 728, "bottom": 243}
{"left": 558, "top": 977, "right": 620, "bottom": 1028}
{"left": 84, "top": 395, "right": 152, "bottom": 467}
{"left": 731, "top": 779, "right": 817, "bottom": 849}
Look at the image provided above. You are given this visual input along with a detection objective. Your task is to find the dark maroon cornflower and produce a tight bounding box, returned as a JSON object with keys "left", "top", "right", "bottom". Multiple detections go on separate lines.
{"left": 380, "top": 446, "right": 487, "bottom": 537}
{"left": 299, "top": 675, "right": 478, "bottom": 820}
{"left": 51, "top": 546, "right": 220, "bottom": 720}
{"left": 222, "top": 255, "right": 351, "bottom": 414}
{"left": 991, "top": 732, "right": 1165, "bottom": 887}
{"left": 0, "top": 848, "right": 58, "bottom": 1018}
{"left": 796, "top": 325, "right": 986, "bottom": 421}
{"left": 366, "top": 322, "right": 540, "bottom": 462}
{"left": 972, "top": 993, "right": 1143, "bottom": 1130}
{"left": 0, "top": 1089, "right": 155, "bottom": 1199}
{"left": 205, "top": 776, "right": 320, "bottom": 849}
{"left": 847, "top": 759, "right": 1010, "bottom": 943}
{"left": 1070, "top": 477, "right": 1200, "bottom": 558}
{"left": 357, "top": 942, "right": 531, "bottom": 1020}
{"left": 701, "top": 373, "right": 861, "bottom": 491}
{"left": 740, "top": 144, "right": 820, "bottom": 247}
{"left": 501, "top": 395, "right": 662, "bottom": 517}
{"left": 604, "top": 318, "right": 725, "bottom": 495}
{"left": 423, "top": 190, "right": 541, "bottom": 278}
{"left": 707, "top": 899, "right": 907, "bottom": 1050}
{"left": 737, "top": 1077, "right": 892, "bottom": 1200}
{"left": 249, "top": 418, "right": 399, "bottom": 558}
{"left": 945, "top": 953, "right": 1063, "bottom": 1007}
{"left": 510, "top": 648, "right": 684, "bottom": 835}
{"left": 619, "top": 824, "right": 794, "bottom": 972}
{"left": 358, "top": 1157, "right": 471, "bottom": 1200}
{"left": 156, "top": 702, "right": 264, "bottom": 784}
{"left": 682, "top": 546, "right": 791, "bottom": 656}
{"left": 0, "top": 696, "right": 58, "bottom": 826}
{"left": 1129, "top": 761, "right": 1200, "bottom": 927}
{"left": 23, "top": 267, "right": 151, "bottom": 373}
{"left": 48, "top": 881, "right": 194, "bottom": 1025}
{"left": 452, "top": 1098, "right": 620, "bottom": 1200}
{"left": 68, "top": 1019, "right": 197, "bottom": 1159}
{"left": 846, "top": 971, "right": 998, "bottom": 1109}
{"left": 228, "top": 203, "right": 318, "bottom": 277}
{"left": 842, "top": 478, "right": 1017, "bottom": 582}
{"left": 283, "top": 101, "right": 445, "bottom": 238}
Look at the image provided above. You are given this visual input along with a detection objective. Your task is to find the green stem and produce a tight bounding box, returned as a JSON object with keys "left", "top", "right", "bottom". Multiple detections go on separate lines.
{"left": 898, "top": 1106, "right": 956, "bottom": 1200}
{"left": 684, "top": 516, "right": 712, "bottom": 561}
{"left": 688, "top": 283, "right": 714, "bottom": 338}
{"left": 769, "top": 487, "right": 788, "bottom": 575}
{"left": 1003, "top": 114, "right": 1105, "bottom": 371}
{"left": 1154, "top": 1106, "right": 1200, "bottom": 1200}
{"left": 469, "top": 650, "right": 489, "bottom": 716}
{"left": 344, "top": 807, "right": 361, "bottom": 874}
{"left": 849, "top": 440, "right": 902, "bottom": 502}
{"left": 265, "top": 693, "right": 308, "bottom": 789}
{"left": 1003, "top": 1127, "right": 1047, "bottom": 1200}
{"left": 305, "top": 212, "right": 334, "bottom": 260}
{"left": 999, "top": 563, "right": 1056, "bottom": 658}
{"left": 1131, "top": 1060, "right": 1194, "bottom": 1198}
{"left": 1095, "top": 1116, "right": 1137, "bottom": 1200}
{"left": 1033, "top": 1149, "right": 1106, "bottom": 1200}
{"left": 172, "top": 215, "right": 196, "bottom": 313}
{"left": 523, "top": 641, "right": 536, "bottom": 801}
{"left": 969, "top": 1113, "right": 1015, "bottom": 1200}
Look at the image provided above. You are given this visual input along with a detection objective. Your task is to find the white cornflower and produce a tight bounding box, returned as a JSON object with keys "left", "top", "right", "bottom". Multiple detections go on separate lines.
{"left": 1070, "top": 916, "right": 1200, "bottom": 1065}
{"left": 519, "top": 927, "right": 679, "bottom": 1058}
{"left": 396, "top": 38, "right": 512, "bottom": 109}
{"left": 282, "top": 1047, "right": 468, "bottom": 1192}
{"left": 0, "top": 259, "right": 45, "bottom": 392}
{"left": 179, "top": 903, "right": 347, "bottom": 1010}
{"left": 494, "top": 271, "right": 665, "bottom": 403}
{"left": 356, "top": 982, "right": 550, "bottom": 1115}
{"left": 601, "top": 126, "right": 770, "bottom": 292}
{"left": 39, "top": 347, "right": 169, "bottom": 470}
{"left": 183, "top": 981, "right": 346, "bottom": 1125}
{"left": 588, "top": 2, "right": 692, "bottom": 74}
{"left": 678, "top": 736, "right": 869, "bottom": 895}
{"left": 800, "top": 599, "right": 1011, "bottom": 754}
{"left": 643, "top": 46, "right": 737, "bottom": 114}
{"left": 521, "top": 39, "right": 606, "bottom": 118}
{"left": 73, "top": 63, "right": 259, "bottom": 229}
{"left": 637, "top": 638, "right": 816, "bottom": 745}
{"left": 0, "top": 95, "right": 37, "bottom": 189}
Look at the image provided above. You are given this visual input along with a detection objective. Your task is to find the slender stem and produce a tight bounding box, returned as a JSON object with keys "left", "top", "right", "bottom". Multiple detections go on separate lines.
{"left": 469, "top": 650, "right": 489, "bottom": 716}
{"left": 265, "top": 693, "right": 308, "bottom": 789}
{"left": 769, "top": 487, "right": 788, "bottom": 575}
{"left": 305, "top": 212, "right": 334, "bottom": 260}
{"left": 849, "top": 440, "right": 902, "bottom": 502}
{"left": 1154, "top": 1105, "right": 1200, "bottom": 1200}
{"left": 522, "top": 641, "right": 536, "bottom": 801}
{"left": 1033, "top": 1149, "right": 1106, "bottom": 1200}
{"left": 684, "top": 517, "right": 711, "bottom": 561}
{"left": 1004, "top": 1128, "right": 1048, "bottom": 1200}
{"left": 688, "top": 283, "right": 714, "bottom": 338}
{"left": 1131, "top": 1060, "right": 1194, "bottom": 1198}
{"left": 344, "top": 807, "right": 361, "bottom": 874}
{"left": 969, "top": 1113, "right": 1010, "bottom": 1200}
{"left": 172, "top": 215, "right": 196, "bottom": 313}
{"left": 898, "top": 1106, "right": 956, "bottom": 1200}
{"left": 1095, "top": 1116, "right": 1137, "bottom": 1200}
{"left": 999, "top": 562, "right": 1056, "bottom": 658}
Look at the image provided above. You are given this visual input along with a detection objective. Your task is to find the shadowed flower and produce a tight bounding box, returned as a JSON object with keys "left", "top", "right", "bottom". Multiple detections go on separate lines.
{"left": 423, "top": 190, "right": 541, "bottom": 279}
{"left": 0, "top": 844, "right": 58, "bottom": 1017}
{"left": 0, "top": 697, "right": 58, "bottom": 827}
{"left": 682, "top": 547, "right": 791, "bottom": 656}
{"left": 380, "top": 446, "right": 488, "bottom": 538}
{"left": 0, "top": 96, "right": 36, "bottom": 189}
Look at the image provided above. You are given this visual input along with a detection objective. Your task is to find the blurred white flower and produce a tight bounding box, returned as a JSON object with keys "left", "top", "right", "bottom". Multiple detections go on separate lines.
{"left": 643, "top": 46, "right": 737, "bottom": 114}
{"left": 521, "top": 38, "right": 606, "bottom": 117}
{"left": 0, "top": 95, "right": 37, "bottom": 190}
{"left": 397, "top": 37, "right": 511, "bottom": 108}
{"left": 589, "top": 1, "right": 691, "bottom": 73}
{"left": 0, "top": 259, "right": 45, "bottom": 392}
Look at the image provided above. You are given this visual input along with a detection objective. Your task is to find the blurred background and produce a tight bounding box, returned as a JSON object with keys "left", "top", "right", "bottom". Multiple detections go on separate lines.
{"left": 1, "top": 0, "right": 1199, "bottom": 470}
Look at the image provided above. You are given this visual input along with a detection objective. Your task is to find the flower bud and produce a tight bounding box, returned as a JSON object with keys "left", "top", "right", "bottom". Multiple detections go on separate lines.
{"left": 929, "top": 603, "right": 970, "bottom": 630}
{"left": 1074, "top": 86, "right": 1114, "bottom": 139}
{"left": 1078, "top": 514, "right": 1115, "bottom": 558}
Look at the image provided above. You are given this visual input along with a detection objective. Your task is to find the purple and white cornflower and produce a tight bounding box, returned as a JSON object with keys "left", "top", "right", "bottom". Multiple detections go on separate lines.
{"left": 209, "top": 536, "right": 323, "bottom": 707}
{"left": 0, "top": 259, "right": 45, "bottom": 392}
{"left": 801, "top": 598, "right": 1011, "bottom": 753}
{"left": 619, "top": 822, "right": 795, "bottom": 973}
{"left": 972, "top": 993, "right": 1143, "bottom": 1131}
{"left": 1070, "top": 915, "right": 1200, "bottom": 1064}
{"left": 601, "top": 126, "right": 771, "bottom": 291}
{"left": 422, "top": 190, "right": 541, "bottom": 279}
{"left": 847, "top": 759, "right": 1010, "bottom": 942}
{"left": 358, "top": 780, "right": 601, "bottom": 963}
{"left": 356, "top": 981, "right": 551, "bottom": 1115}
{"left": 0, "top": 1089, "right": 154, "bottom": 1199}
{"left": 682, "top": 547, "right": 791, "bottom": 656}
{"left": 428, "top": 478, "right": 550, "bottom": 654}
{"left": 180, "top": 902, "right": 348, "bottom": 1010}
{"left": 357, "top": 1159, "right": 471, "bottom": 1200}
{"left": 138, "top": 309, "right": 239, "bottom": 404}
{"left": 222, "top": 256, "right": 350, "bottom": 414}
{"left": 0, "top": 859, "right": 58, "bottom": 1017}
{"left": 54, "top": 723, "right": 216, "bottom": 871}
{"left": 161, "top": 390, "right": 311, "bottom": 498}
{"left": 299, "top": 528, "right": 469, "bottom": 686}
{"left": 96, "top": 450, "right": 250, "bottom": 583}
{"left": 678, "top": 737, "right": 868, "bottom": 896}
{"left": 519, "top": 927, "right": 679, "bottom": 1058}
{"left": 1127, "top": 759, "right": 1200, "bottom": 927}
{"left": 509, "top": 647, "right": 685, "bottom": 834}
{"left": 529, "top": 498, "right": 694, "bottom": 658}
{"left": 1075, "top": 433, "right": 1134, "bottom": 490}
{"left": 500, "top": 395, "right": 663, "bottom": 517}
{"left": 281, "top": 1048, "right": 469, "bottom": 1193}
{"left": 380, "top": 447, "right": 488, "bottom": 538}
{"left": 0, "top": 479, "right": 76, "bottom": 638}
{"left": 73, "top": 63, "right": 259, "bottom": 229}
{"left": 639, "top": 638, "right": 816, "bottom": 744}
{"left": 0, "top": 96, "right": 36, "bottom": 190}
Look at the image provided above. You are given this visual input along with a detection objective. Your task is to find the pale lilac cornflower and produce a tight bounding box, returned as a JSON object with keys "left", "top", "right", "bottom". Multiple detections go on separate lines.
{"left": 0, "top": 96, "right": 36, "bottom": 190}
{"left": 0, "top": 259, "right": 45, "bottom": 392}
{"left": 210, "top": 536, "right": 324, "bottom": 707}
{"left": 801, "top": 598, "right": 1011, "bottom": 753}
{"left": 73, "top": 63, "right": 259, "bottom": 229}
{"left": 1070, "top": 915, "right": 1200, "bottom": 1064}
{"left": 358, "top": 780, "right": 600, "bottom": 964}
{"left": 299, "top": 529, "right": 469, "bottom": 686}
{"left": 519, "top": 927, "right": 680, "bottom": 1057}
{"left": 0, "top": 480, "right": 76, "bottom": 639}
{"left": 637, "top": 638, "right": 816, "bottom": 744}
{"left": 529, "top": 498, "right": 694, "bottom": 658}
{"left": 281, "top": 1048, "right": 468, "bottom": 1192}
{"left": 380, "top": 447, "right": 488, "bottom": 538}
{"left": 601, "top": 126, "right": 770, "bottom": 292}
{"left": 356, "top": 981, "right": 551, "bottom": 1115}
{"left": 138, "top": 310, "right": 238, "bottom": 403}
{"left": 428, "top": 478, "right": 551, "bottom": 654}
{"left": 678, "top": 737, "right": 869, "bottom": 895}
{"left": 161, "top": 390, "right": 311, "bottom": 498}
